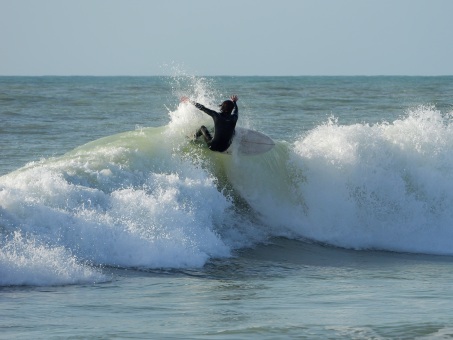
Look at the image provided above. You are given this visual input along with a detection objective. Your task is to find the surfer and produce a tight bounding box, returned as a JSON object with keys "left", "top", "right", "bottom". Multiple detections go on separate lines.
{"left": 181, "top": 95, "right": 239, "bottom": 152}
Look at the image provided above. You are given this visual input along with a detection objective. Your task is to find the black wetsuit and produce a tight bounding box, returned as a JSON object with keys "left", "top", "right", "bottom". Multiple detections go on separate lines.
{"left": 192, "top": 101, "right": 238, "bottom": 152}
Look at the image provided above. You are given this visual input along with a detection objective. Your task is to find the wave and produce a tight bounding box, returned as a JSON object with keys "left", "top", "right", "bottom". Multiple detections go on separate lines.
{"left": 291, "top": 105, "right": 453, "bottom": 254}
{"left": 1, "top": 94, "right": 453, "bottom": 286}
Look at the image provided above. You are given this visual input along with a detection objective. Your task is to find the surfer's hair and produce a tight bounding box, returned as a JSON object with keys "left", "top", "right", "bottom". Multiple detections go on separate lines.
{"left": 219, "top": 100, "right": 235, "bottom": 114}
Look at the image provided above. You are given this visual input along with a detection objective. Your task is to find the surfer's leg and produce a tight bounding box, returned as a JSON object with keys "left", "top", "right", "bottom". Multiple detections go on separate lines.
{"left": 194, "top": 127, "right": 203, "bottom": 139}
{"left": 193, "top": 125, "right": 212, "bottom": 140}
{"left": 196, "top": 125, "right": 212, "bottom": 143}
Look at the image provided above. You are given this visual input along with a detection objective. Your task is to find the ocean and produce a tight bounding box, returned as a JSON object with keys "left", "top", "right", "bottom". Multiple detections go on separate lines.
{"left": 1, "top": 75, "right": 453, "bottom": 339}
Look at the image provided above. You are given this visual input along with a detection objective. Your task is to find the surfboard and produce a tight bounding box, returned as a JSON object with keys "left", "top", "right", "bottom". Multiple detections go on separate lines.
{"left": 224, "top": 127, "right": 275, "bottom": 155}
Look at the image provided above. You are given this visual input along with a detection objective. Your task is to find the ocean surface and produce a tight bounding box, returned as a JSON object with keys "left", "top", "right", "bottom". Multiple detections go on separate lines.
{"left": 1, "top": 75, "right": 453, "bottom": 339}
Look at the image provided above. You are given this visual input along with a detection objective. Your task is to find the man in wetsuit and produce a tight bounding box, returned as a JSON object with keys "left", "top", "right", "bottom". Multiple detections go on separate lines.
{"left": 181, "top": 95, "right": 239, "bottom": 152}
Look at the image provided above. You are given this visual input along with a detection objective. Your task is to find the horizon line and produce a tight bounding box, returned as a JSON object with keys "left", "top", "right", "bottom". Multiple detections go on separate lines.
{"left": 1, "top": 74, "right": 452, "bottom": 77}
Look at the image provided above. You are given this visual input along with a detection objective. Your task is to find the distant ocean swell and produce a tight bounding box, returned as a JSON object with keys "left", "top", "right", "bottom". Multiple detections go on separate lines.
{"left": 1, "top": 95, "right": 453, "bottom": 286}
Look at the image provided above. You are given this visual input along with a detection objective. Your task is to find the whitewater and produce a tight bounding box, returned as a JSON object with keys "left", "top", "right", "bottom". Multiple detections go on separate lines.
{"left": 1, "top": 75, "right": 453, "bottom": 339}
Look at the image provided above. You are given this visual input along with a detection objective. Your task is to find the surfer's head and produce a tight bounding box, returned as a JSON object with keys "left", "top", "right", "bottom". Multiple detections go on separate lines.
{"left": 219, "top": 100, "right": 235, "bottom": 114}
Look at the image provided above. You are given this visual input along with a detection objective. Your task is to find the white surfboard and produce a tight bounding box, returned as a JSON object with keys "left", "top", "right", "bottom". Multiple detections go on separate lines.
{"left": 224, "top": 127, "right": 275, "bottom": 155}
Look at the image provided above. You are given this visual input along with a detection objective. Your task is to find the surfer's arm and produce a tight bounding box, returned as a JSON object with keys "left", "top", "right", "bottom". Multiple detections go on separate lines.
{"left": 231, "top": 100, "right": 238, "bottom": 119}
{"left": 183, "top": 98, "right": 217, "bottom": 117}
{"left": 230, "top": 95, "right": 238, "bottom": 117}
{"left": 180, "top": 96, "right": 220, "bottom": 117}
{"left": 192, "top": 102, "right": 217, "bottom": 117}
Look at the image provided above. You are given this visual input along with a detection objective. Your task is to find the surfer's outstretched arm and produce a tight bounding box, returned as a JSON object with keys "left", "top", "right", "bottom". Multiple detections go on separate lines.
{"left": 231, "top": 95, "right": 238, "bottom": 116}
{"left": 180, "top": 97, "right": 217, "bottom": 117}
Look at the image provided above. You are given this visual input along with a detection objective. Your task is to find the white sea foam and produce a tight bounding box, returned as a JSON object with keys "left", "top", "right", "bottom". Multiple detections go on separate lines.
{"left": 0, "top": 124, "right": 240, "bottom": 285}
{"left": 0, "top": 232, "right": 105, "bottom": 286}
{"left": 288, "top": 105, "right": 453, "bottom": 254}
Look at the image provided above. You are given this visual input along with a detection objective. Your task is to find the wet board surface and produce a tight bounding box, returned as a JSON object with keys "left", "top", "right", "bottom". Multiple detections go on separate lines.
{"left": 224, "top": 127, "right": 275, "bottom": 155}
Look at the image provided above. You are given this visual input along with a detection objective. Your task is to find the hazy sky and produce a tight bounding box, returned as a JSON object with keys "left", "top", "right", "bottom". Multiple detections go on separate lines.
{"left": 1, "top": 0, "right": 452, "bottom": 76}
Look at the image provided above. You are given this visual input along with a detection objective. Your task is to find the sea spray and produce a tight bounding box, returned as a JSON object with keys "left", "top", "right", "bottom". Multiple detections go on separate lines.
{"left": 290, "top": 105, "right": 453, "bottom": 254}
{"left": 0, "top": 127, "right": 239, "bottom": 286}
{"left": 0, "top": 231, "right": 106, "bottom": 286}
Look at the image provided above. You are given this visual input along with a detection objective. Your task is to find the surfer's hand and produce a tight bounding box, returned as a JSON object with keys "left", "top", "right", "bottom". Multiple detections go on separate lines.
{"left": 180, "top": 96, "right": 190, "bottom": 103}
{"left": 231, "top": 95, "right": 238, "bottom": 102}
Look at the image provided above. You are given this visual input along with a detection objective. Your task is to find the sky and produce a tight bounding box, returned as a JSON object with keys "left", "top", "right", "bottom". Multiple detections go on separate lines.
{"left": 1, "top": 0, "right": 453, "bottom": 76}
